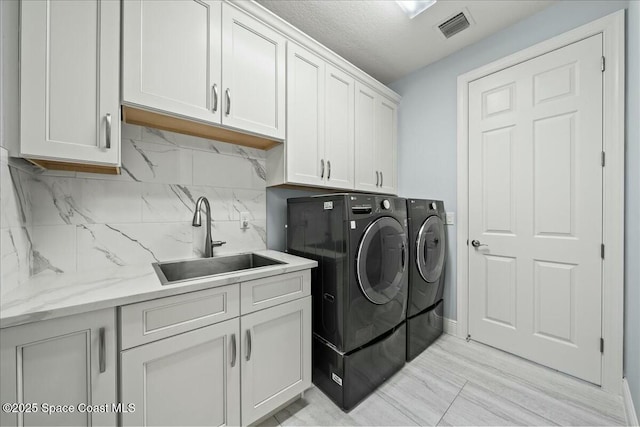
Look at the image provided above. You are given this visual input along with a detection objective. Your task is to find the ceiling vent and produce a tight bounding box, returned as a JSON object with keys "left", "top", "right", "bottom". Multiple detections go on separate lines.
{"left": 438, "top": 12, "right": 470, "bottom": 38}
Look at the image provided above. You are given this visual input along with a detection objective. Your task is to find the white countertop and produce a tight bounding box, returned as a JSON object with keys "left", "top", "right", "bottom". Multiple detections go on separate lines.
{"left": 0, "top": 250, "right": 317, "bottom": 329}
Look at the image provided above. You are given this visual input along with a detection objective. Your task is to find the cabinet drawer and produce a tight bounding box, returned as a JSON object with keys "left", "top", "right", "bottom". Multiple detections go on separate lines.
{"left": 120, "top": 284, "right": 239, "bottom": 349}
{"left": 241, "top": 270, "right": 310, "bottom": 314}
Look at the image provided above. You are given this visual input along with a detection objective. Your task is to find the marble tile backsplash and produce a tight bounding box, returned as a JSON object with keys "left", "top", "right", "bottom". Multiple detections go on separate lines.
{"left": 0, "top": 124, "right": 267, "bottom": 294}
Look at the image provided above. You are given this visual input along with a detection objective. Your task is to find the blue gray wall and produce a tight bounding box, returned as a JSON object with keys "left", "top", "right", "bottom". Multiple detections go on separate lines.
{"left": 388, "top": 0, "right": 637, "bottom": 416}
{"left": 624, "top": 0, "right": 639, "bottom": 418}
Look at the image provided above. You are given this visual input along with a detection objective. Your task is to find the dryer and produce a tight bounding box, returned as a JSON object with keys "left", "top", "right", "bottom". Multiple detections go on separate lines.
{"left": 287, "top": 194, "right": 408, "bottom": 411}
{"left": 406, "top": 199, "right": 447, "bottom": 361}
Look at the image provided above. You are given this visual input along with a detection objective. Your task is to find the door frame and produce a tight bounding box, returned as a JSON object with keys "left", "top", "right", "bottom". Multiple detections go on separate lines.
{"left": 456, "top": 10, "right": 625, "bottom": 394}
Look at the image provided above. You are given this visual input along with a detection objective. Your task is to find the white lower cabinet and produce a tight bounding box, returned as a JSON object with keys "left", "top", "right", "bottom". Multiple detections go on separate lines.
{"left": 120, "top": 318, "right": 241, "bottom": 427}
{"left": 0, "top": 309, "right": 117, "bottom": 427}
{"left": 241, "top": 297, "right": 311, "bottom": 425}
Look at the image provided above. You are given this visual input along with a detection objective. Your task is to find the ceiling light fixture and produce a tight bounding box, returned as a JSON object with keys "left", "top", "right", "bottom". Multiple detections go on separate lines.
{"left": 395, "top": 0, "right": 437, "bottom": 19}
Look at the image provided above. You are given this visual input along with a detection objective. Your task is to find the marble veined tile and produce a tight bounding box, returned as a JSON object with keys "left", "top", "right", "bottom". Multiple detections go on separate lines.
{"left": 140, "top": 126, "right": 266, "bottom": 160}
{"left": 30, "top": 225, "right": 77, "bottom": 275}
{"left": 141, "top": 184, "right": 197, "bottom": 223}
{"left": 377, "top": 354, "right": 467, "bottom": 425}
{"left": 438, "top": 382, "right": 555, "bottom": 426}
{"left": 192, "top": 150, "right": 266, "bottom": 190}
{"left": 1, "top": 163, "right": 30, "bottom": 228}
{"left": 120, "top": 138, "right": 192, "bottom": 184}
{"left": 192, "top": 219, "right": 267, "bottom": 257}
{"left": 0, "top": 227, "right": 31, "bottom": 295}
{"left": 76, "top": 223, "right": 192, "bottom": 270}
{"left": 79, "top": 180, "right": 143, "bottom": 224}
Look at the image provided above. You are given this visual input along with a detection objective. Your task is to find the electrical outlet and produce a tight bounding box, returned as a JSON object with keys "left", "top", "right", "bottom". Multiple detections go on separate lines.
{"left": 445, "top": 212, "right": 455, "bottom": 225}
{"left": 240, "top": 212, "right": 250, "bottom": 229}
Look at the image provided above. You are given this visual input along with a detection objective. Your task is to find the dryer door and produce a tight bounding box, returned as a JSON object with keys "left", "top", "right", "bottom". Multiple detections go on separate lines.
{"left": 416, "top": 216, "right": 446, "bottom": 283}
{"left": 356, "top": 217, "right": 407, "bottom": 304}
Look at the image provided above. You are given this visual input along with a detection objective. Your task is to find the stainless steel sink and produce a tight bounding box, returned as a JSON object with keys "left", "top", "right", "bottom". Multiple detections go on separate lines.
{"left": 153, "top": 253, "right": 285, "bottom": 285}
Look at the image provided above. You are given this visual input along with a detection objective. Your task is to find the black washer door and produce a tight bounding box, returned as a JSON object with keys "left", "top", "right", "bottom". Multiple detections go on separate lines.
{"left": 357, "top": 217, "right": 407, "bottom": 305}
{"left": 417, "top": 216, "right": 446, "bottom": 283}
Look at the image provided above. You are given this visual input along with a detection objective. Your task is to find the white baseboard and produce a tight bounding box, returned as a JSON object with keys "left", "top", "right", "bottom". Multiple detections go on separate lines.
{"left": 624, "top": 378, "right": 639, "bottom": 426}
{"left": 443, "top": 317, "right": 457, "bottom": 336}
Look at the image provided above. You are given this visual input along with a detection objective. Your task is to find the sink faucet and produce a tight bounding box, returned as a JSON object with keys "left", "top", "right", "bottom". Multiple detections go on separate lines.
{"left": 192, "top": 196, "right": 226, "bottom": 257}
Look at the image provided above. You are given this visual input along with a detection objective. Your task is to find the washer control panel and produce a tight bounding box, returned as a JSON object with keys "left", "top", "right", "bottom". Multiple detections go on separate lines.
{"left": 381, "top": 199, "right": 391, "bottom": 210}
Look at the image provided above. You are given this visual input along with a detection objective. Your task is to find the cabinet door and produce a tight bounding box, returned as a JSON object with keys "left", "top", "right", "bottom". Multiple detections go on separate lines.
{"left": 354, "top": 82, "right": 379, "bottom": 192}
{"left": 376, "top": 97, "right": 398, "bottom": 194}
{"left": 20, "top": 0, "right": 120, "bottom": 165}
{"left": 0, "top": 309, "right": 117, "bottom": 427}
{"left": 241, "top": 297, "right": 311, "bottom": 426}
{"left": 324, "top": 64, "right": 355, "bottom": 189}
{"left": 120, "top": 318, "right": 240, "bottom": 427}
{"left": 286, "top": 43, "right": 325, "bottom": 186}
{"left": 122, "top": 0, "right": 222, "bottom": 124}
{"left": 221, "top": 4, "right": 286, "bottom": 139}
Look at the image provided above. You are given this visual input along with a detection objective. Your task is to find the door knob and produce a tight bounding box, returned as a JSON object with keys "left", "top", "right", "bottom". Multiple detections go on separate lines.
{"left": 471, "top": 240, "right": 487, "bottom": 248}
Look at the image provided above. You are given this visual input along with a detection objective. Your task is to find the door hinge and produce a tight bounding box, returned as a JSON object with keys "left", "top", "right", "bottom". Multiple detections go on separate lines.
{"left": 601, "top": 151, "right": 605, "bottom": 167}
{"left": 601, "top": 56, "right": 606, "bottom": 72}
{"left": 600, "top": 338, "right": 604, "bottom": 353}
{"left": 601, "top": 244, "right": 605, "bottom": 259}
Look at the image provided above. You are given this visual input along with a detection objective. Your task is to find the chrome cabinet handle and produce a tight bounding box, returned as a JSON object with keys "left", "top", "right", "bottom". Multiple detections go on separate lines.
{"left": 212, "top": 84, "right": 218, "bottom": 112}
{"left": 320, "top": 159, "right": 325, "bottom": 179}
{"left": 230, "top": 333, "right": 237, "bottom": 367}
{"left": 99, "top": 327, "right": 106, "bottom": 373}
{"left": 105, "top": 113, "right": 111, "bottom": 150}
{"left": 380, "top": 171, "right": 384, "bottom": 187}
{"left": 225, "top": 88, "right": 231, "bottom": 116}
{"left": 327, "top": 160, "right": 331, "bottom": 180}
{"left": 376, "top": 171, "right": 379, "bottom": 187}
{"left": 246, "top": 330, "right": 252, "bottom": 361}
{"left": 471, "top": 240, "right": 488, "bottom": 248}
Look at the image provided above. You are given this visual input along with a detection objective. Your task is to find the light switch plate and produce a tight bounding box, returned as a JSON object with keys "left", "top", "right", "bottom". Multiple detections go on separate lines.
{"left": 445, "top": 212, "right": 455, "bottom": 225}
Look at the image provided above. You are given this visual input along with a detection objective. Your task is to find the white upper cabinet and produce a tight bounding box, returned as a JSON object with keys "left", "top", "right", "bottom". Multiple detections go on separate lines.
{"left": 354, "top": 82, "right": 398, "bottom": 194}
{"left": 285, "top": 43, "right": 326, "bottom": 186}
{"left": 268, "top": 43, "right": 355, "bottom": 190}
{"left": 122, "top": 0, "right": 222, "bottom": 124}
{"left": 324, "top": 64, "right": 355, "bottom": 189}
{"left": 20, "top": 0, "right": 120, "bottom": 166}
{"left": 376, "top": 97, "right": 398, "bottom": 194}
{"left": 221, "top": 4, "right": 286, "bottom": 139}
{"left": 122, "top": 1, "right": 285, "bottom": 141}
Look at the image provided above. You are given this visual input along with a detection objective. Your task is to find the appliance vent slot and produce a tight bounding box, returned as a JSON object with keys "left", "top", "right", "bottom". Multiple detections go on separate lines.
{"left": 439, "top": 12, "right": 470, "bottom": 38}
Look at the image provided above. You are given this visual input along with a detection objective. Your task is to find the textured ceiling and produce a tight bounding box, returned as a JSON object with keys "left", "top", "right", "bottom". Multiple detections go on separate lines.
{"left": 256, "top": 0, "right": 555, "bottom": 84}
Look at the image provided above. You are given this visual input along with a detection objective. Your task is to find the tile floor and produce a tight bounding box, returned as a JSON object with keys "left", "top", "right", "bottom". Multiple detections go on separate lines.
{"left": 260, "top": 334, "right": 626, "bottom": 426}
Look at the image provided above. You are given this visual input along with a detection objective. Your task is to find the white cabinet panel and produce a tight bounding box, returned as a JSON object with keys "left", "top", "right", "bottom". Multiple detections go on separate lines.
{"left": 123, "top": 0, "right": 222, "bottom": 124}
{"left": 221, "top": 4, "right": 286, "bottom": 139}
{"left": 241, "top": 297, "right": 311, "bottom": 425}
{"left": 20, "top": 0, "right": 120, "bottom": 166}
{"left": 324, "top": 64, "right": 355, "bottom": 189}
{"left": 0, "top": 309, "right": 117, "bottom": 427}
{"left": 240, "top": 270, "right": 310, "bottom": 315}
{"left": 120, "top": 319, "right": 240, "bottom": 427}
{"left": 354, "top": 82, "right": 378, "bottom": 192}
{"left": 354, "top": 82, "right": 398, "bottom": 194}
{"left": 286, "top": 43, "right": 325, "bottom": 186}
{"left": 376, "top": 97, "right": 398, "bottom": 194}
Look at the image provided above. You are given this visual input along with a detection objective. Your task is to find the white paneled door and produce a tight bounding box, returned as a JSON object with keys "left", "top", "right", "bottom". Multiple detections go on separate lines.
{"left": 468, "top": 34, "right": 603, "bottom": 384}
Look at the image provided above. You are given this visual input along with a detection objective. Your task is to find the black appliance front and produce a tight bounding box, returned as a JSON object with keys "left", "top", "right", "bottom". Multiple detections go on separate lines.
{"left": 287, "top": 194, "right": 408, "bottom": 353}
{"left": 407, "top": 299, "right": 443, "bottom": 361}
{"left": 312, "top": 323, "right": 406, "bottom": 411}
{"left": 407, "top": 199, "right": 447, "bottom": 317}
{"left": 287, "top": 194, "right": 408, "bottom": 410}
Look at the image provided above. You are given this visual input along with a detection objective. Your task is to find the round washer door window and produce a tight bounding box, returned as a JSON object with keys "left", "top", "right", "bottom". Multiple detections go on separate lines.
{"left": 356, "top": 217, "right": 407, "bottom": 305}
{"left": 417, "top": 216, "right": 446, "bottom": 283}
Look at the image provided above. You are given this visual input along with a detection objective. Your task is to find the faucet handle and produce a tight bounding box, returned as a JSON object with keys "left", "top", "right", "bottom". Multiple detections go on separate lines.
{"left": 211, "top": 241, "right": 227, "bottom": 248}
